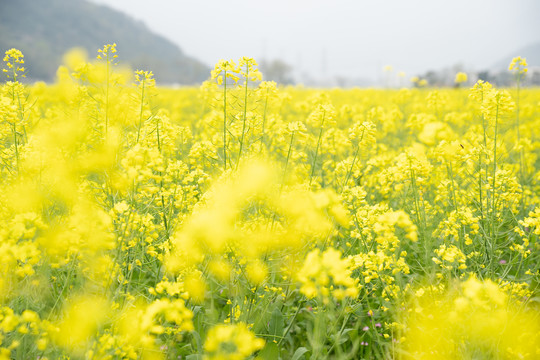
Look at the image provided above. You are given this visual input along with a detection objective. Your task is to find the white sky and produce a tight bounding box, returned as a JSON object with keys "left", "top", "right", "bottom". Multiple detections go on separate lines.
{"left": 90, "top": 0, "right": 540, "bottom": 82}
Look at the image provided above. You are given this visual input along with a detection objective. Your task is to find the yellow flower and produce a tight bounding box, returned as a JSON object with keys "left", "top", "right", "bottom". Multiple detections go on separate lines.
{"left": 454, "top": 72, "right": 468, "bottom": 84}
{"left": 134, "top": 69, "right": 155, "bottom": 87}
{"left": 54, "top": 295, "right": 109, "bottom": 350}
{"left": 508, "top": 56, "right": 528, "bottom": 74}
{"left": 204, "top": 323, "right": 264, "bottom": 360}
{"left": 2, "top": 48, "right": 26, "bottom": 80}
{"left": 96, "top": 43, "right": 118, "bottom": 63}
{"left": 403, "top": 278, "right": 540, "bottom": 359}
{"left": 297, "top": 248, "right": 359, "bottom": 300}
{"left": 211, "top": 59, "right": 239, "bottom": 83}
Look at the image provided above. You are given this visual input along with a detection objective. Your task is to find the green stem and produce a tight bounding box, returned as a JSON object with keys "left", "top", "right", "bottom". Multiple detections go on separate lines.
{"left": 105, "top": 57, "right": 110, "bottom": 136}
{"left": 237, "top": 68, "right": 249, "bottom": 168}
{"left": 261, "top": 88, "right": 269, "bottom": 148}
{"left": 516, "top": 77, "right": 526, "bottom": 207}
{"left": 9, "top": 84, "right": 22, "bottom": 172}
{"left": 136, "top": 79, "right": 145, "bottom": 143}
{"left": 223, "top": 71, "right": 228, "bottom": 171}
{"left": 277, "top": 301, "right": 303, "bottom": 346}
{"left": 156, "top": 117, "right": 161, "bottom": 153}
{"left": 12, "top": 121, "right": 19, "bottom": 172}
{"left": 281, "top": 130, "right": 295, "bottom": 190}
{"left": 489, "top": 101, "right": 500, "bottom": 268}
{"left": 309, "top": 111, "right": 326, "bottom": 186}
{"left": 342, "top": 145, "right": 360, "bottom": 193}
{"left": 447, "top": 162, "right": 458, "bottom": 213}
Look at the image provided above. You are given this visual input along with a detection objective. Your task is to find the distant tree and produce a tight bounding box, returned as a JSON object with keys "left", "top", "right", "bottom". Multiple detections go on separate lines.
{"left": 530, "top": 69, "right": 540, "bottom": 86}
{"left": 477, "top": 71, "right": 492, "bottom": 83}
{"left": 260, "top": 60, "right": 294, "bottom": 85}
{"left": 335, "top": 76, "right": 347, "bottom": 88}
{"left": 495, "top": 72, "right": 512, "bottom": 87}
{"left": 424, "top": 71, "right": 440, "bottom": 87}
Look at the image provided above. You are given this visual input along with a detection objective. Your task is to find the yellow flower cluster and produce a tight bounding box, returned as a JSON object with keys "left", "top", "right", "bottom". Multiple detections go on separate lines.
{"left": 2, "top": 48, "right": 25, "bottom": 80}
{"left": 508, "top": 56, "right": 528, "bottom": 74}
{"left": 454, "top": 72, "right": 468, "bottom": 84}
{"left": 0, "top": 307, "right": 52, "bottom": 360}
{"left": 204, "top": 323, "right": 264, "bottom": 360}
{"left": 96, "top": 43, "right": 118, "bottom": 62}
{"left": 297, "top": 248, "right": 359, "bottom": 301}
{"left": 403, "top": 278, "right": 540, "bottom": 359}
{"left": 432, "top": 244, "right": 467, "bottom": 271}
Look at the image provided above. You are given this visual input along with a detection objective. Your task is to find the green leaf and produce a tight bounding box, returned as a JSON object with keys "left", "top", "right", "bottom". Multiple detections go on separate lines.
{"left": 268, "top": 306, "right": 284, "bottom": 340}
{"left": 258, "top": 341, "right": 280, "bottom": 360}
{"left": 191, "top": 330, "right": 203, "bottom": 354}
{"left": 291, "top": 347, "right": 309, "bottom": 360}
{"left": 347, "top": 328, "right": 359, "bottom": 342}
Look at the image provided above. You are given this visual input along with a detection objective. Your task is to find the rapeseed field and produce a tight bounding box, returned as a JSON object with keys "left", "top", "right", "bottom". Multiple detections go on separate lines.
{"left": 0, "top": 46, "right": 539, "bottom": 359}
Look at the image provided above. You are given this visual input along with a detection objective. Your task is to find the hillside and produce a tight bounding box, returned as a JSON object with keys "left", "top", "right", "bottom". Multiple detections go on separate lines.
{"left": 492, "top": 41, "right": 540, "bottom": 70}
{"left": 0, "top": 0, "right": 210, "bottom": 84}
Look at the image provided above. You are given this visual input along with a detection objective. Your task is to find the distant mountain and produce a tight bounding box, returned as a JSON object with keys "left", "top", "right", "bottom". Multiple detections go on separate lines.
{"left": 0, "top": 0, "right": 210, "bottom": 84}
{"left": 491, "top": 41, "right": 540, "bottom": 70}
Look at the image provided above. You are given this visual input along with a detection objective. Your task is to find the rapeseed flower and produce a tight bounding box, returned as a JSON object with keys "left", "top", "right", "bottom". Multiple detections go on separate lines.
{"left": 204, "top": 323, "right": 264, "bottom": 360}
{"left": 297, "top": 248, "right": 359, "bottom": 301}
{"left": 403, "top": 278, "right": 540, "bottom": 359}
{"left": 454, "top": 72, "right": 468, "bottom": 84}
{"left": 2, "top": 49, "right": 25, "bottom": 80}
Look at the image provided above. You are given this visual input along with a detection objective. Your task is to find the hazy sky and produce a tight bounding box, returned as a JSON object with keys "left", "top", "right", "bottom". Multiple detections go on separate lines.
{"left": 90, "top": 0, "right": 540, "bottom": 82}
